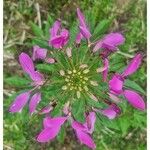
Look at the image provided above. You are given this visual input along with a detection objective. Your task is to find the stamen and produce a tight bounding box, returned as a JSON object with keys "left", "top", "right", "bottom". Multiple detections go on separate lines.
{"left": 62, "top": 86, "right": 67, "bottom": 90}
{"left": 60, "top": 70, "right": 65, "bottom": 76}
{"left": 83, "top": 69, "right": 89, "bottom": 74}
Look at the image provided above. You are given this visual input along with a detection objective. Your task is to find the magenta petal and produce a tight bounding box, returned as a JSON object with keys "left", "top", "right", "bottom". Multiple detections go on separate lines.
{"left": 108, "top": 93, "right": 120, "bottom": 103}
{"left": 43, "top": 117, "right": 67, "bottom": 128}
{"left": 30, "top": 71, "right": 44, "bottom": 86}
{"left": 93, "top": 40, "right": 103, "bottom": 52}
{"left": 37, "top": 127, "right": 60, "bottom": 142}
{"left": 19, "top": 52, "right": 35, "bottom": 75}
{"left": 76, "top": 130, "right": 96, "bottom": 149}
{"left": 32, "top": 46, "right": 47, "bottom": 61}
{"left": 77, "top": 8, "right": 91, "bottom": 39}
{"left": 79, "top": 26, "right": 91, "bottom": 39}
{"left": 50, "top": 20, "right": 61, "bottom": 38}
{"left": 9, "top": 92, "right": 30, "bottom": 112}
{"left": 93, "top": 33, "right": 125, "bottom": 52}
{"left": 102, "top": 33, "right": 125, "bottom": 50}
{"left": 84, "top": 112, "right": 96, "bottom": 134}
{"left": 60, "top": 29, "right": 69, "bottom": 45}
{"left": 39, "top": 105, "right": 53, "bottom": 114}
{"left": 72, "top": 121, "right": 86, "bottom": 131}
{"left": 76, "top": 32, "right": 83, "bottom": 44}
{"left": 50, "top": 36, "right": 64, "bottom": 49}
{"left": 122, "top": 54, "right": 142, "bottom": 77}
{"left": 101, "top": 107, "right": 117, "bottom": 119}
{"left": 29, "top": 92, "right": 41, "bottom": 114}
{"left": 45, "top": 57, "right": 55, "bottom": 64}
{"left": 77, "top": 8, "right": 86, "bottom": 27}
{"left": 109, "top": 74, "right": 124, "bottom": 95}
{"left": 123, "top": 90, "right": 145, "bottom": 110}
{"left": 102, "top": 58, "right": 109, "bottom": 81}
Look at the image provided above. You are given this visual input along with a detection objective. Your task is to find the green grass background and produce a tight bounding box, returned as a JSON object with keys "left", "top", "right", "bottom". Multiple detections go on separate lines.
{"left": 4, "top": 0, "right": 146, "bottom": 150}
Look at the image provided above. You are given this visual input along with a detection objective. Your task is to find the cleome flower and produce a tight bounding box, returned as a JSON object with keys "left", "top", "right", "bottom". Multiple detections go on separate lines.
{"left": 9, "top": 53, "right": 45, "bottom": 114}
{"left": 9, "top": 8, "right": 146, "bottom": 149}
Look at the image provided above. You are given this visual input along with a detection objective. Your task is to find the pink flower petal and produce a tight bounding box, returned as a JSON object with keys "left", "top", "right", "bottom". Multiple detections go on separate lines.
{"left": 60, "top": 29, "right": 69, "bottom": 45}
{"left": 123, "top": 90, "right": 145, "bottom": 110}
{"left": 77, "top": 8, "right": 86, "bottom": 27}
{"left": 102, "top": 58, "right": 109, "bottom": 81}
{"left": 93, "top": 41, "right": 103, "bottom": 52}
{"left": 37, "top": 127, "right": 60, "bottom": 142}
{"left": 72, "top": 121, "right": 86, "bottom": 131}
{"left": 109, "top": 74, "right": 124, "bottom": 95}
{"left": 79, "top": 26, "right": 91, "bottom": 39}
{"left": 93, "top": 33, "right": 125, "bottom": 52}
{"left": 37, "top": 116, "right": 67, "bottom": 142}
{"left": 39, "top": 104, "right": 53, "bottom": 114}
{"left": 84, "top": 112, "right": 96, "bottom": 134}
{"left": 32, "top": 46, "right": 47, "bottom": 61}
{"left": 101, "top": 107, "right": 117, "bottom": 119}
{"left": 122, "top": 54, "right": 142, "bottom": 77}
{"left": 50, "top": 20, "right": 61, "bottom": 38}
{"left": 75, "top": 130, "right": 96, "bottom": 149}
{"left": 9, "top": 92, "right": 30, "bottom": 112}
{"left": 108, "top": 93, "right": 120, "bottom": 103}
{"left": 77, "top": 8, "right": 91, "bottom": 39}
{"left": 45, "top": 57, "right": 55, "bottom": 64}
{"left": 29, "top": 92, "right": 41, "bottom": 114}
{"left": 76, "top": 32, "right": 83, "bottom": 44}
{"left": 50, "top": 36, "right": 64, "bottom": 49}
{"left": 30, "top": 71, "right": 44, "bottom": 86}
{"left": 43, "top": 117, "right": 67, "bottom": 128}
{"left": 19, "top": 52, "right": 35, "bottom": 76}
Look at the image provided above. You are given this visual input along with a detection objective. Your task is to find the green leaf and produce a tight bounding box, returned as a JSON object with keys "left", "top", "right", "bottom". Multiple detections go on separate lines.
{"left": 4, "top": 76, "right": 29, "bottom": 87}
{"left": 57, "top": 126, "right": 65, "bottom": 143}
{"left": 92, "top": 19, "right": 111, "bottom": 39}
{"left": 36, "top": 64, "right": 56, "bottom": 72}
{"left": 30, "top": 22, "right": 44, "bottom": 37}
{"left": 32, "top": 38, "right": 50, "bottom": 49}
{"left": 72, "top": 99, "right": 85, "bottom": 122}
{"left": 124, "top": 79, "right": 146, "bottom": 95}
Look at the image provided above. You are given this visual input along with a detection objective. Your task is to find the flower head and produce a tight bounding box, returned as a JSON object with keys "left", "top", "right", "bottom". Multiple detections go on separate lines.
{"left": 9, "top": 53, "right": 45, "bottom": 113}
{"left": 49, "top": 20, "right": 69, "bottom": 49}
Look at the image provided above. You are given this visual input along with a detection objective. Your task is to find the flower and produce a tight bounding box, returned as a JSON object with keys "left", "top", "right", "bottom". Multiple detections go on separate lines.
{"left": 109, "top": 54, "right": 145, "bottom": 110}
{"left": 32, "top": 45, "right": 55, "bottom": 64}
{"left": 49, "top": 20, "right": 69, "bottom": 49}
{"left": 9, "top": 53, "right": 44, "bottom": 113}
{"left": 9, "top": 7, "right": 146, "bottom": 149}
{"left": 93, "top": 32, "right": 125, "bottom": 53}
{"left": 77, "top": 8, "right": 91, "bottom": 40}
{"left": 72, "top": 112, "right": 96, "bottom": 149}
{"left": 93, "top": 104, "right": 121, "bottom": 119}
{"left": 75, "top": 32, "right": 83, "bottom": 44}
{"left": 32, "top": 45, "right": 47, "bottom": 61}
{"left": 37, "top": 116, "right": 67, "bottom": 142}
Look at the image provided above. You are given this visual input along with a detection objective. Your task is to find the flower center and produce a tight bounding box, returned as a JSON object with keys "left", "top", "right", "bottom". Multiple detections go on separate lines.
{"left": 61, "top": 65, "right": 90, "bottom": 98}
